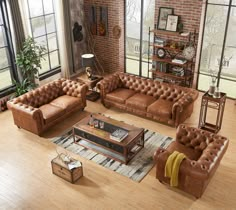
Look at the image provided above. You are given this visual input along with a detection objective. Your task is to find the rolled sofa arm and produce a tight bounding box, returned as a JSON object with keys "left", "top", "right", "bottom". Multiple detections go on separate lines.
{"left": 96, "top": 73, "right": 121, "bottom": 103}
{"left": 62, "top": 80, "right": 88, "bottom": 107}
{"left": 172, "top": 89, "right": 199, "bottom": 126}
{"left": 7, "top": 100, "right": 44, "bottom": 135}
{"left": 154, "top": 147, "right": 209, "bottom": 180}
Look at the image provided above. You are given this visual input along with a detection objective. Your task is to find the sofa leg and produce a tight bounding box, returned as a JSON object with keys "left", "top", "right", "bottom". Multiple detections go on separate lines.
{"left": 17, "top": 125, "right": 21, "bottom": 129}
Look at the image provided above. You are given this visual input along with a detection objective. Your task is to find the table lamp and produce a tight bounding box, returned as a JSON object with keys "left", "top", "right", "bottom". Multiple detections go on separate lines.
{"left": 81, "top": 54, "right": 95, "bottom": 80}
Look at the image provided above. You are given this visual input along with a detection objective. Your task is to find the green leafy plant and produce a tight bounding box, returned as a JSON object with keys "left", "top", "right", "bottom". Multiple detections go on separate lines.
{"left": 12, "top": 78, "right": 30, "bottom": 97}
{"left": 15, "top": 37, "right": 46, "bottom": 91}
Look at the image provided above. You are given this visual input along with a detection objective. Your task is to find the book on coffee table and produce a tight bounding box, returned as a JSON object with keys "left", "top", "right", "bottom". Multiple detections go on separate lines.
{"left": 110, "top": 128, "right": 128, "bottom": 142}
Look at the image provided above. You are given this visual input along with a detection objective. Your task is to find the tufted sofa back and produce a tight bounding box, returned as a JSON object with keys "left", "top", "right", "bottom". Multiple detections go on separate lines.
{"left": 176, "top": 124, "right": 228, "bottom": 170}
{"left": 14, "top": 79, "right": 66, "bottom": 108}
{"left": 118, "top": 73, "right": 188, "bottom": 102}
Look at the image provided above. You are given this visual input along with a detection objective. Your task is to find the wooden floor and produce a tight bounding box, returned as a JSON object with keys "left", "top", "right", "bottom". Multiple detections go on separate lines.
{"left": 0, "top": 92, "right": 236, "bottom": 210}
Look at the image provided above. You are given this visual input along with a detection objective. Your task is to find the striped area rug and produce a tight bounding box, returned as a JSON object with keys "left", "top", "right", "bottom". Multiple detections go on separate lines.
{"left": 51, "top": 129, "right": 173, "bottom": 182}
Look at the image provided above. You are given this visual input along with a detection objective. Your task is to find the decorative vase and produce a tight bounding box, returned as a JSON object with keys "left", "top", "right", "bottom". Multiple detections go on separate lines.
{"left": 213, "top": 87, "right": 221, "bottom": 98}
{"left": 208, "top": 82, "right": 216, "bottom": 96}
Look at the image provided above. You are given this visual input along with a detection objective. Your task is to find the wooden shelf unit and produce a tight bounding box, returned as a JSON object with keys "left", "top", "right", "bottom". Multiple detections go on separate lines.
{"left": 148, "top": 28, "right": 195, "bottom": 87}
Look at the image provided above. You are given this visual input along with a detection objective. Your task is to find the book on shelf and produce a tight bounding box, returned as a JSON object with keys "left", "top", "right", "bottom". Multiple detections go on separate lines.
{"left": 110, "top": 128, "right": 128, "bottom": 142}
{"left": 172, "top": 57, "right": 187, "bottom": 64}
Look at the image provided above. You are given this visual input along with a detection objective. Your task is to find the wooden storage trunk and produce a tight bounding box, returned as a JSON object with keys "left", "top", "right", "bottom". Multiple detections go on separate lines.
{"left": 51, "top": 155, "right": 83, "bottom": 183}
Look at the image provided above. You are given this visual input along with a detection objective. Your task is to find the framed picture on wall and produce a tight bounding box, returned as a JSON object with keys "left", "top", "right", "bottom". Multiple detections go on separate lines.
{"left": 157, "top": 7, "right": 173, "bottom": 30}
{"left": 89, "top": 5, "right": 97, "bottom": 35}
{"left": 98, "top": 6, "right": 108, "bottom": 36}
{"left": 166, "top": 15, "right": 179, "bottom": 32}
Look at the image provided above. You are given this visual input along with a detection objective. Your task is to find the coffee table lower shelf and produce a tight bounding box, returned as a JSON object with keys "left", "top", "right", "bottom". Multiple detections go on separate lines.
{"left": 73, "top": 135, "right": 144, "bottom": 164}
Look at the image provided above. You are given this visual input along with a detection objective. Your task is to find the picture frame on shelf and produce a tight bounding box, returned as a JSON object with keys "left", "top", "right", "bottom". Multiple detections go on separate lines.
{"left": 166, "top": 15, "right": 179, "bottom": 32}
{"left": 157, "top": 7, "right": 173, "bottom": 30}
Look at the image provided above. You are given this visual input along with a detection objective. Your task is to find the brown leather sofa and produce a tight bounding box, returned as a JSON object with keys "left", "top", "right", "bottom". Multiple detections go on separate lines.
{"left": 7, "top": 78, "right": 88, "bottom": 135}
{"left": 97, "top": 72, "right": 199, "bottom": 127}
{"left": 153, "top": 124, "right": 229, "bottom": 198}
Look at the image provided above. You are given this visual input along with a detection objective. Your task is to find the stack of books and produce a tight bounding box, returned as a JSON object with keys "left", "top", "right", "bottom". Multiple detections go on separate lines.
{"left": 154, "top": 36, "right": 166, "bottom": 47}
{"left": 110, "top": 128, "right": 128, "bottom": 142}
{"left": 172, "top": 57, "right": 187, "bottom": 65}
{"left": 172, "top": 66, "right": 184, "bottom": 76}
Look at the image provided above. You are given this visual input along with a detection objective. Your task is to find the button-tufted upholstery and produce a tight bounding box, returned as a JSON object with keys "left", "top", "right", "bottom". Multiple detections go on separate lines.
{"left": 153, "top": 124, "right": 229, "bottom": 198}
{"left": 7, "top": 78, "right": 88, "bottom": 135}
{"left": 97, "top": 72, "right": 199, "bottom": 126}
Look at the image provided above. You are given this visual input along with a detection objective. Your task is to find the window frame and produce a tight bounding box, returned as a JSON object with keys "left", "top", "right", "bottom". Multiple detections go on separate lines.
{"left": 0, "top": 0, "right": 18, "bottom": 97}
{"left": 26, "top": 0, "right": 61, "bottom": 80}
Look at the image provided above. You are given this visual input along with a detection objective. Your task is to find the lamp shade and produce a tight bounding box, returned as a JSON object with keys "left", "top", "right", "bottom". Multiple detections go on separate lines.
{"left": 81, "top": 54, "right": 94, "bottom": 67}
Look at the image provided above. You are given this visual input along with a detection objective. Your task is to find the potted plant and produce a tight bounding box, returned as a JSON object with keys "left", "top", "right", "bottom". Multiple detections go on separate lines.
{"left": 14, "top": 37, "right": 46, "bottom": 95}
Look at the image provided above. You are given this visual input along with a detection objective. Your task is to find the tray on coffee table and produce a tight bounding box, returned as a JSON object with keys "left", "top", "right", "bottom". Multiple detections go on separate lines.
{"left": 72, "top": 114, "right": 144, "bottom": 164}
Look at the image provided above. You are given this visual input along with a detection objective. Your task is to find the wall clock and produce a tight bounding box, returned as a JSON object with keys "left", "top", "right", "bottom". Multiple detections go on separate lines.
{"left": 183, "top": 45, "right": 196, "bottom": 61}
{"left": 156, "top": 48, "right": 166, "bottom": 58}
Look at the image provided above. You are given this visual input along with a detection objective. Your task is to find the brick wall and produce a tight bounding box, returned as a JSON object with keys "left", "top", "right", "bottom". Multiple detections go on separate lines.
{"left": 154, "top": 0, "right": 203, "bottom": 42}
{"left": 84, "top": 0, "right": 124, "bottom": 73}
{"left": 83, "top": 0, "right": 203, "bottom": 74}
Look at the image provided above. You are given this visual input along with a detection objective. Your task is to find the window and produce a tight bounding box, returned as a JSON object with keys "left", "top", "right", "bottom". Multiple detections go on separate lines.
{"left": 125, "top": 0, "right": 155, "bottom": 77}
{"left": 27, "top": 0, "right": 60, "bottom": 78}
{"left": 198, "top": 1, "right": 236, "bottom": 98}
{"left": 0, "top": 0, "right": 17, "bottom": 95}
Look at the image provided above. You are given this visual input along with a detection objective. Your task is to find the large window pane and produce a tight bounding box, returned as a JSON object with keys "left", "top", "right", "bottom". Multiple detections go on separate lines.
{"left": 208, "top": 0, "right": 229, "bottom": 4}
{"left": 233, "top": 0, "right": 236, "bottom": 6}
{"left": 35, "top": 35, "right": 47, "bottom": 50}
{"left": 28, "top": 0, "right": 43, "bottom": 17}
{"left": 49, "top": 51, "right": 59, "bottom": 69}
{"left": 43, "top": 0, "right": 53, "bottom": 14}
{"left": 0, "top": 68, "right": 12, "bottom": 90}
{"left": 219, "top": 79, "right": 236, "bottom": 98}
{"left": 221, "top": 7, "right": 236, "bottom": 79}
{"left": 27, "top": 0, "right": 60, "bottom": 75}
{"left": 45, "top": 15, "right": 56, "bottom": 33}
{"left": 48, "top": 33, "right": 57, "bottom": 51}
{"left": 0, "top": 48, "right": 10, "bottom": 68}
{"left": 126, "top": 0, "right": 141, "bottom": 75}
{"left": 40, "top": 54, "right": 50, "bottom": 74}
{"left": 142, "top": 0, "right": 154, "bottom": 77}
{"left": 0, "top": 26, "right": 7, "bottom": 47}
{"left": 31, "top": 17, "right": 46, "bottom": 37}
{"left": 198, "top": 5, "right": 228, "bottom": 91}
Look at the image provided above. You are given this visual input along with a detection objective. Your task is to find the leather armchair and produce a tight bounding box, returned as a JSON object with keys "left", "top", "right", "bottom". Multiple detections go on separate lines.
{"left": 153, "top": 124, "right": 229, "bottom": 198}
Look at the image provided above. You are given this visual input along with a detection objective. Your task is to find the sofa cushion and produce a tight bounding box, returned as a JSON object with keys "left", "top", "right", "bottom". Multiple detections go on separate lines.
{"left": 126, "top": 93, "right": 156, "bottom": 111}
{"left": 50, "top": 95, "right": 82, "bottom": 112}
{"left": 147, "top": 99, "right": 173, "bottom": 119}
{"left": 106, "top": 88, "right": 136, "bottom": 104}
{"left": 167, "top": 141, "right": 202, "bottom": 161}
{"left": 39, "top": 104, "right": 65, "bottom": 124}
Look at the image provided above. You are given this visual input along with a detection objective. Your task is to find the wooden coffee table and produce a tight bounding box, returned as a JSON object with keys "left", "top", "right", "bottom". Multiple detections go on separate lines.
{"left": 72, "top": 114, "right": 144, "bottom": 164}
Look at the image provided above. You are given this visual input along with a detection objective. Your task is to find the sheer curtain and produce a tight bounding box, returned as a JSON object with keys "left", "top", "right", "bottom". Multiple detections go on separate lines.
{"left": 55, "top": 0, "right": 74, "bottom": 79}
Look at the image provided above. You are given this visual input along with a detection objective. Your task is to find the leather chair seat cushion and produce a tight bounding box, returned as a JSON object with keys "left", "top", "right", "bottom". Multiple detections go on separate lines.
{"left": 50, "top": 95, "right": 82, "bottom": 112}
{"left": 167, "top": 141, "right": 202, "bottom": 161}
{"left": 147, "top": 99, "right": 173, "bottom": 119}
{"left": 106, "top": 88, "right": 136, "bottom": 104}
{"left": 126, "top": 93, "right": 156, "bottom": 111}
{"left": 39, "top": 104, "right": 65, "bottom": 124}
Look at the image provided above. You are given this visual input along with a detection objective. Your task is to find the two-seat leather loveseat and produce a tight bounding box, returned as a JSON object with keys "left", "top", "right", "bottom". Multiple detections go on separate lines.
{"left": 7, "top": 78, "right": 88, "bottom": 135}
{"left": 97, "top": 72, "right": 199, "bottom": 127}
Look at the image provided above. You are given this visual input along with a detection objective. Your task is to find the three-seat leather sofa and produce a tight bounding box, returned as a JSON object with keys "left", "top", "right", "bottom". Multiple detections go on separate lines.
{"left": 97, "top": 72, "right": 199, "bottom": 127}
{"left": 7, "top": 78, "right": 88, "bottom": 135}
